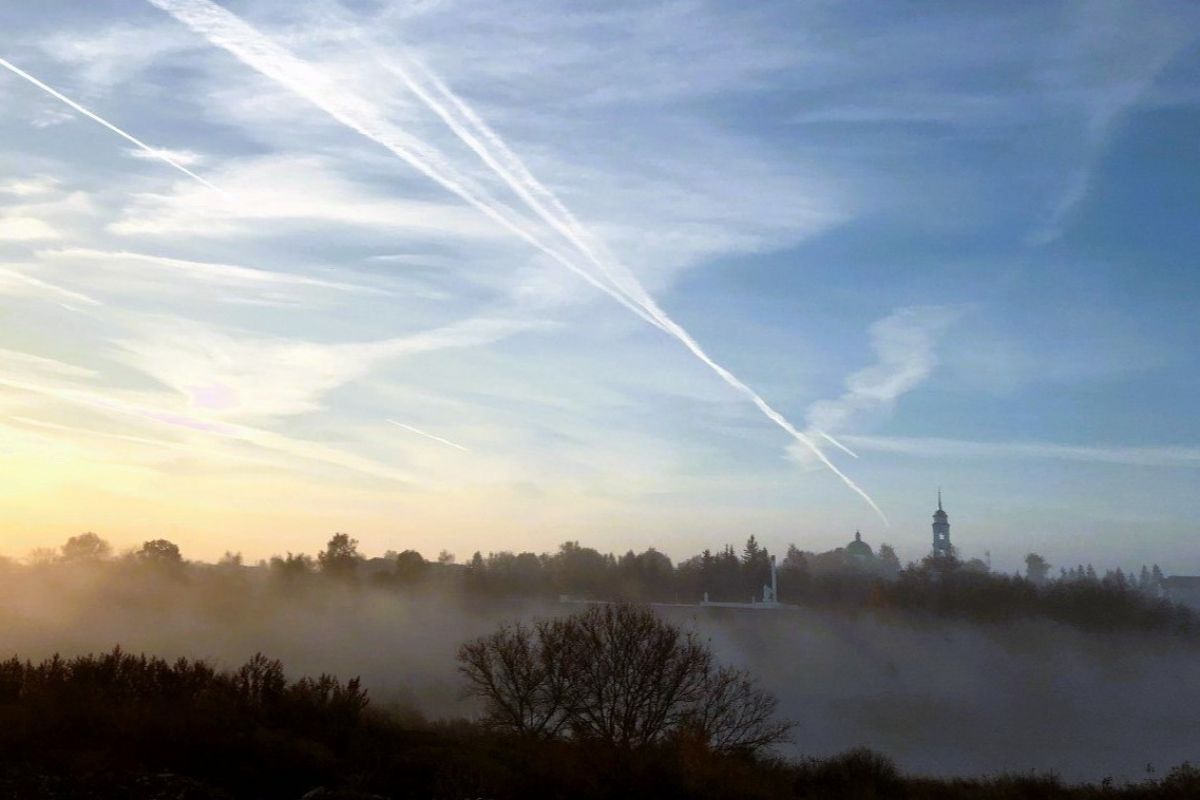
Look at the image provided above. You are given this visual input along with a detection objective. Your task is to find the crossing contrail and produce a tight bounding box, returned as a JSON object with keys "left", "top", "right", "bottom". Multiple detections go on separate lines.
{"left": 143, "top": 0, "right": 664, "bottom": 332}
{"left": 818, "top": 430, "right": 860, "bottom": 459}
{"left": 373, "top": 49, "right": 887, "bottom": 521}
{"left": 0, "top": 57, "right": 224, "bottom": 194}
{"left": 378, "top": 52, "right": 651, "bottom": 309}
{"left": 144, "top": 0, "right": 886, "bottom": 522}
{"left": 387, "top": 420, "right": 470, "bottom": 452}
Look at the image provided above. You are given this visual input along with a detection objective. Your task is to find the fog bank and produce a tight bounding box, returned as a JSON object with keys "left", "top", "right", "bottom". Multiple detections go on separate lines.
{"left": 1, "top": 565, "right": 1195, "bottom": 782}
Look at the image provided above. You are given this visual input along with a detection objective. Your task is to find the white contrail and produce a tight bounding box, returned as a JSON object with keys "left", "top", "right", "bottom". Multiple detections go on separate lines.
{"left": 143, "top": 0, "right": 664, "bottom": 331}
{"left": 378, "top": 52, "right": 650, "bottom": 309}
{"left": 0, "top": 265, "right": 102, "bottom": 308}
{"left": 145, "top": 0, "right": 886, "bottom": 522}
{"left": 817, "top": 430, "right": 859, "bottom": 459}
{"left": 0, "top": 56, "right": 224, "bottom": 194}
{"left": 377, "top": 48, "right": 887, "bottom": 521}
{"left": 387, "top": 419, "right": 470, "bottom": 452}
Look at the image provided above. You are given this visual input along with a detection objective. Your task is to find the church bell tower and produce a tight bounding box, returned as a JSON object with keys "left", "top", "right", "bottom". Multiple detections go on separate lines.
{"left": 932, "top": 489, "right": 952, "bottom": 558}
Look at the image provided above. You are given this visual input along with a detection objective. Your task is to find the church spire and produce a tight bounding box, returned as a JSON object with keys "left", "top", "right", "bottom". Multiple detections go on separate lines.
{"left": 932, "top": 489, "right": 951, "bottom": 557}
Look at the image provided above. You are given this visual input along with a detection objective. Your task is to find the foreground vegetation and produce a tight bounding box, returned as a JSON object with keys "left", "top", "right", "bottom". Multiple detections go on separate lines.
{"left": 1, "top": 643, "right": 1197, "bottom": 799}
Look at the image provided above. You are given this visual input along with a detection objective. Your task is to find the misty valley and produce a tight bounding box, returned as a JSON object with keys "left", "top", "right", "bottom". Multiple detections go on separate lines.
{"left": 1, "top": 532, "right": 1198, "bottom": 799}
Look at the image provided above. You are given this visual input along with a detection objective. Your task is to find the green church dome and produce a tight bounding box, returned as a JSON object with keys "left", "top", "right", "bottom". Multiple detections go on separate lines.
{"left": 845, "top": 531, "right": 874, "bottom": 558}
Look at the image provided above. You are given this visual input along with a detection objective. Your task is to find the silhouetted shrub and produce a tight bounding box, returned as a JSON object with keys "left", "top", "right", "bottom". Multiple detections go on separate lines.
{"left": 0, "top": 648, "right": 367, "bottom": 798}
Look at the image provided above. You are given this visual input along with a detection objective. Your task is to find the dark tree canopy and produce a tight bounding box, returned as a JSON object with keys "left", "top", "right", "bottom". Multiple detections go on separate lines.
{"left": 1025, "top": 552, "right": 1052, "bottom": 585}
{"left": 60, "top": 532, "right": 111, "bottom": 562}
{"left": 138, "top": 539, "right": 182, "bottom": 565}
{"left": 317, "top": 533, "right": 361, "bottom": 579}
{"left": 394, "top": 549, "right": 428, "bottom": 583}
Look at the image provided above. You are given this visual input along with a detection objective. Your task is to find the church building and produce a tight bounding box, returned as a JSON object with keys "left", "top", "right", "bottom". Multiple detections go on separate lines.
{"left": 845, "top": 530, "right": 874, "bottom": 563}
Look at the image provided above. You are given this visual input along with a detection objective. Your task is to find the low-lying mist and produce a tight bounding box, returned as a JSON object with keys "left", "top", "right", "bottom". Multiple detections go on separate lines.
{"left": 1, "top": 561, "right": 1196, "bottom": 783}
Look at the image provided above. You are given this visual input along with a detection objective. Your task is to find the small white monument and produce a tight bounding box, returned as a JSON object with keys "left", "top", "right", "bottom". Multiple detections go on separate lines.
{"left": 761, "top": 555, "right": 778, "bottom": 604}
{"left": 700, "top": 554, "right": 781, "bottom": 609}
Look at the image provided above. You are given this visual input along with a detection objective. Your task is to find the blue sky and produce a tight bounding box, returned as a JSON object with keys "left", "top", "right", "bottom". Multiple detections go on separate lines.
{"left": 1, "top": 0, "right": 1197, "bottom": 573}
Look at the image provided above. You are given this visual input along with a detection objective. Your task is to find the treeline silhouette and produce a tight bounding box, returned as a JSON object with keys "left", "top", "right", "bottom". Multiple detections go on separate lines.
{"left": 1, "top": 646, "right": 1197, "bottom": 799}
{"left": 10, "top": 530, "right": 1193, "bottom": 638}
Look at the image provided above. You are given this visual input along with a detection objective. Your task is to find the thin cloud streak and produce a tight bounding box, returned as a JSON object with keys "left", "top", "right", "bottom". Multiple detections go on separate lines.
{"left": 0, "top": 265, "right": 103, "bottom": 308}
{"left": 6, "top": 415, "right": 185, "bottom": 451}
{"left": 843, "top": 434, "right": 1200, "bottom": 469}
{"left": 387, "top": 420, "right": 470, "bottom": 452}
{"left": 0, "top": 373, "right": 422, "bottom": 485}
{"left": 0, "top": 56, "right": 224, "bottom": 194}
{"left": 39, "top": 247, "right": 392, "bottom": 297}
{"left": 1, "top": 348, "right": 98, "bottom": 379}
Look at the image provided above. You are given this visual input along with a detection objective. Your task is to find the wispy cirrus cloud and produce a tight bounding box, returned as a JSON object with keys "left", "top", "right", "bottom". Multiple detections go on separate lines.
{"left": 842, "top": 434, "right": 1200, "bottom": 470}
{"left": 0, "top": 347, "right": 98, "bottom": 379}
{"left": 37, "top": 21, "right": 197, "bottom": 90}
{"left": 111, "top": 314, "right": 547, "bottom": 419}
{"left": 1027, "top": 2, "right": 1199, "bottom": 245}
{"left": 0, "top": 265, "right": 101, "bottom": 308}
{"left": 108, "top": 153, "right": 506, "bottom": 241}
{"left": 805, "top": 306, "right": 962, "bottom": 437}
{"left": 0, "top": 359, "right": 419, "bottom": 483}
{"left": 35, "top": 247, "right": 394, "bottom": 302}
{"left": 6, "top": 414, "right": 186, "bottom": 452}
{"left": 0, "top": 176, "right": 60, "bottom": 197}
{"left": 0, "top": 216, "right": 60, "bottom": 241}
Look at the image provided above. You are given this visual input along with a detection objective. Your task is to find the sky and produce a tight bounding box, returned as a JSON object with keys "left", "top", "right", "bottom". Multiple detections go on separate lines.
{"left": 1, "top": 0, "right": 1198, "bottom": 574}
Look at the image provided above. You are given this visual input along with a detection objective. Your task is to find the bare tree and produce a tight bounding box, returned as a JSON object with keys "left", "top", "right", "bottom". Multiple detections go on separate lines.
{"left": 682, "top": 666, "right": 791, "bottom": 753}
{"left": 458, "top": 621, "right": 571, "bottom": 739}
{"left": 560, "top": 604, "right": 712, "bottom": 748}
{"left": 457, "top": 604, "right": 791, "bottom": 753}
